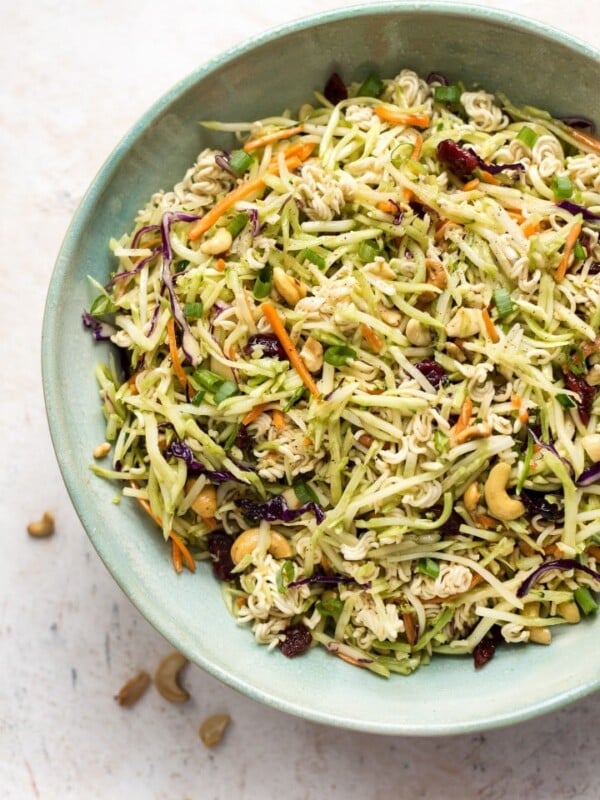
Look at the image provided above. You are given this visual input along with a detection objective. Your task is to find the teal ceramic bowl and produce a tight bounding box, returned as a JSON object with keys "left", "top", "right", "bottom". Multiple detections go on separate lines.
{"left": 43, "top": 3, "right": 600, "bottom": 734}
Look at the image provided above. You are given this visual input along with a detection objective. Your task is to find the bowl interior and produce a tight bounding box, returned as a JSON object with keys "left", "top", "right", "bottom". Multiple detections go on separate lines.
{"left": 43, "top": 3, "right": 600, "bottom": 734}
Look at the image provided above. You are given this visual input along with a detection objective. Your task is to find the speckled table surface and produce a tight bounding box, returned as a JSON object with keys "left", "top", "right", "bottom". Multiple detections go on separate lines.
{"left": 2, "top": 1, "right": 600, "bottom": 798}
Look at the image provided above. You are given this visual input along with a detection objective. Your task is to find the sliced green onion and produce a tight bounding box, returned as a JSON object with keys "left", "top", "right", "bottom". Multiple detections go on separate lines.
{"left": 301, "top": 248, "right": 326, "bottom": 270}
{"left": 358, "top": 239, "right": 380, "bottom": 263}
{"left": 213, "top": 380, "right": 238, "bottom": 404}
{"left": 284, "top": 386, "right": 306, "bottom": 411}
{"left": 573, "top": 240, "right": 587, "bottom": 260}
{"left": 433, "top": 430, "right": 449, "bottom": 455}
{"left": 574, "top": 586, "right": 598, "bottom": 615}
{"left": 190, "top": 389, "right": 206, "bottom": 406}
{"left": 175, "top": 258, "right": 190, "bottom": 273}
{"left": 316, "top": 597, "right": 344, "bottom": 616}
{"left": 223, "top": 424, "right": 239, "bottom": 451}
{"left": 228, "top": 149, "right": 254, "bottom": 176}
{"left": 516, "top": 125, "right": 539, "bottom": 148}
{"left": 276, "top": 560, "right": 296, "bottom": 593}
{"left": 418, "top": 558, "right": 440, "bottom": 579}
{"left": 227, "top": 212, "right": 249, "bottom": 238}
{"left": 192, "top": 368, "right": 225, "bottom": 392}
{"left": 552, "top": 174, "right": 573, "bottom": 199}
{"left": 324, "top": 345, "right": 356, "bottom": 366}
{"left": 516, "top": 432, "right": 534, "bottom": 494}
{"left": 90, "top": 294, "right": 116, "bottom": 316}
{"left": 184, "top": 301, "right": 204, "bottom": 320}
{"left": 556, "top": 393, "right": 575, "bottom": 409}
{"left": 294, "top": 482, "right": 319, "bottom": 505}
{"left": 434, "top": 84, "right": 461, "bottom": 104}
{"left": 492, "top": 287, "right": 514, "bottom": 318}
{"left": 253, "top": 263, "right": 273, "bottom": 299}
{"left": 357, "top": 73, "right": 383, "bottom": 98}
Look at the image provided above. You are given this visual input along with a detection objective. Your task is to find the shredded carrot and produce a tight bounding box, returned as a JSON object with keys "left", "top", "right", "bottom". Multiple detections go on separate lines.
{"left": 261, "top": 302, "right": 320, "bottom": 398}
{"left": 131, "top": 487, "right": 196, "bottom": 573}
{"left": 216, "top": 257, "right": 227, "bottom": 272}
{"left": 462, "top": 178, "right": 480, "bottom": 192}
{"left": 521, "top": 218, "right": 540, "bottom": 237}
{"left": 167, "top": 317, "right": 188, "bottom": 389}
{"left": 508, "top": 210, "right": 525, "bottom": 224}
{"left": 555, "top": 220, "right": 583, "bottom": 282}
{"left": 434, "top": 219, "right": 455, "bottom": 242}
{"left": 127, "top": 372, "right": 140, "bottom": 395}
{"left": 360, "top": 323, "right": 383, "bottom": 353}
{"left": 411, "top": 132, "right": 423, "bottom": 161}
{"left": 519, "top": 408, "right": 529, "bottom": 424}
{"left": 242, "top": 402, "right": 269, "bottom": 426}
{"left": 171, "top": 538, "right": 183, "bottom": 574}
{"left": 271, "top": 409, "right": 286, "bottom": 430}
{"left": 189, "top": 144, "right": 315, "bottom": 242}
{"left": 377, "top": 200, "right": 401, "bottom": 215}
{"left": 473, "top": 514, "right": 500, "bottom": 531}
{"left": 481, "top": 307, "right": 500, "bottom": 343}
{"left": 453, "top": 396, "right": 473, "bottom": 438}
{"left": 544, "top": 543, "right": 562, "bottom": 557}
{"left": 570, "top": 127, "right": 600, "bottom": 155}
{"left": 403, "top": 612, "right": 417, "bottom": 646}
{"left": 479, "top": 170, "right": 500, "bottom": 185}
{"left": 374, "top": 106, "right": 430, "bottom": 128}
{"left": 510, "top": 394, "right": 522, "bottom": 409}
{"left": 243, "top": 124, "right": 304, "bottom": 152}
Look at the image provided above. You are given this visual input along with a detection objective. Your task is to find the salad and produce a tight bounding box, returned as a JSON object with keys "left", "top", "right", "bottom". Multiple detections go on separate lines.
{"left": 84, "top": 67, "right": 600, "bottom": 676}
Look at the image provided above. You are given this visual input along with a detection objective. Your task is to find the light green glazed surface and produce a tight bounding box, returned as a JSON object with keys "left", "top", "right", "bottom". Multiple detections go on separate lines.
{"left": 43, "top": 3, "right": 600, "bottom": 734}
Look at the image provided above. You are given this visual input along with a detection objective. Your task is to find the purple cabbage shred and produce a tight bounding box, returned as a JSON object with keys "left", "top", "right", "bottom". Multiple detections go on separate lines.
{"left": 555, "top": 199, "right": 600, "bottom": 223}
{"left": 560, "top": 115, "right": 596, "bottom": 133}
{"left": 437, "top": 139, "right": 524, "bottom": 179}
{"left": 426, "top": 71, "right": 449, "bottom": 86}
{"left": 166, "top": 439, "right": 242, "bottom": 484}
{"left": 517, "top": 558, "right": 600, "bottom": 598}
{"left": 82, "top": 310, "right": 117, "bottom": 341}
{"left": 236, "top": 494, "right": 325, "bottom": 525}
{"left": 288, "top": 573, "right": 356, "bottom": 589}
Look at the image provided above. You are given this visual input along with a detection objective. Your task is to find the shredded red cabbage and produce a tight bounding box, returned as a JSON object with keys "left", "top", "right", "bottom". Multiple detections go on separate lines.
{"left": 82, "top": 310, "right": 117, "bottom": 341}
{"left": 248, "top": 207, "right": 261, "bottom": 236}
{"left": 555, "top": 199, "right": 600, "bottom": 223}
{"left": 131, "top": 223, "right": 160, "bottom": 249}
{"left": 110, "top": 249, "right": 160, "bottom": 285}
{"left": 237, "top": 494, "right": 325, "bottom": 525}
{"left": 437, "top": 139, "right": 524, "bottom": 179}
{"left": 560, "top": 115, "right": 596, "bottom": 133}
{"left": 576, "top": 462, "right": 600, "bottom": 487}
{"left": 288, "top": 573, "right": 356, "bottom": 589}
{"left": 214, "top": 151, "right": 236, "bottom": 176}
{"left": 528, "top": 426, "right": 574, "bottom": 477}
{"left": 517, "top": 558, "right": 600, "bottom": 598}
{"left": 166, "top": 439, "right": 244, "bottom": 484}
{"left": 426, "top": 71, "right": 449, "bottom": 85}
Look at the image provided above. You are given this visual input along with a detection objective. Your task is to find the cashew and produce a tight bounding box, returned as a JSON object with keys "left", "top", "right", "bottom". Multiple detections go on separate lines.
{"left": 446, "top": 307, "right": 482, "bottom": 338}
{"left": 405, "top": 318, "right": 432, "bottom": 346}
{"left": 557, "top": 600, "right": 581, "bottom": 624}
{"left": 379, "top": 305, "right": 402, "bottom": 327}
{"left": 445, "top": 341, "right": 466, "bottom": 362}
{"left": 192, "top": 485, "right": 217, "bottom": 519}
{"left": 484, "top": 462, "right": 525, "bottom": 521}
{"left": 453, "top": 422, "right": 492, "bottom": 445}
{"left": 230, "top": 527, "right": 293, "bottom": 564}
{"left": 154, "top": 652, "right": 190, "bottom": 703}
{"left": 582, "top": 434, "right": 600, "bottom": 463}
{"left": 273, "top": 267, "right": 307, "bottom": 306}
{"left": 586, "top": 364, "right": 600, "bottom": 386}
{"left": 529, "top": 627, "right": 552, "bottom": 645}
{"left": 93, "top": 442, "right": 111, "bottom": 459}
{"left": 200, "top": 227, "right": 232, "bottom": 255}
{"left": 425, "top": 258, "right": 448, "bottom": 290}
{"left": 299, "top": 336, "right": 323, "bottom": 373}
{"left": 367, "top": 257, "right": 396, "bottom": 279}
{"left": 199, "top": 713, "right": 231, "bottom": 747}
{"left": 27, "top": 511, "right": 55, "bottom": 538}
{"left": 115, "top": 671, "right": 151, "bottom": 707}
{"left": 463, "top": 481, "right": 481, "bottom": 514}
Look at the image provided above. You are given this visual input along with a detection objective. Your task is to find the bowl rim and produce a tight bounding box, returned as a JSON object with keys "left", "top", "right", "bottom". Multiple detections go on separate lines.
{"left": 43, "top": 1, "right": 600, "bottom": 735}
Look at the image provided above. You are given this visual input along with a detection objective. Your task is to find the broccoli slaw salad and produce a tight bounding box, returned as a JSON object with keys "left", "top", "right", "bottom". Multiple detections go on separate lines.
{"left": 84, "top": 68, "right": 600, "bottom": 676}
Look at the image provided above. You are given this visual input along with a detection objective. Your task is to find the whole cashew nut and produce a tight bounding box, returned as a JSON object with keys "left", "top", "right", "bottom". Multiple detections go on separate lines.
{"left": 484, "top": 462, "right": 525, "bottom": 521}
{"left": 230, "top": 527, "right": 293, "bottom": 564}
{"left": 154, "top": 652, "right": 190, "bottom": 703}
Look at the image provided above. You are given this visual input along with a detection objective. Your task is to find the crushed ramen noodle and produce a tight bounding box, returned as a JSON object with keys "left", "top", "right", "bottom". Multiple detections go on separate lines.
{"left": 85, "top": 68, "right": 600, "bottom": 676}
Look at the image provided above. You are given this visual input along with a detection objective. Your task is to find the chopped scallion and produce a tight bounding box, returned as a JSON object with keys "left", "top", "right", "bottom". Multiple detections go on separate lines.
{"left": 175, "top": 259, "right": 190, "bottom": 273}
{"left": 90, "top": 294, "right": 116, "bottom": 316}
{"left": 433, "top": 84, "right": 461, "bottom": 104}
{"left": 193, "top": 368, "right": 225, "bottom": 392}
{"left": 284, "top": 386, "right": 306, "bottom": 411}
{"left": 552, "top": 174, "right": 573, "bottom": 199}
{"left": 358, "top": 239, "right": 380, "bottom": 263}
{"left": 324, "top": 345, "right": 356, "bottom": 366}
{"left": 574, "top": 586, "right": 598, "bottom": 615}
{"left": 356, "top": 73, "right": 383, "bottom": 98}
{"left": 516, "top": 125, "right": 539, "bottom": 148}
{"left": 190, "top": 389, "right": 206, "bottom": 406}
{"left": 573, "top": 240, "right": 587, "bottom": 260}
{"left": 492, "top": 287, "right": 514, "bottom": 318}
{"left": 418, "top": 558, "right": 440, "bottom": 579}
{"left": 184, "top": 301, "right": 203, "bottom": 320}
{"left": 229, "top": 149, "right": 254, "bottom": 176}
{"left": 227, "top": 212, "right": 249, "bottom": 238}
{"left": 316, "top": 597, "right": 344, "bottom": 616}
{"left": 213, "top": 380, "right": 238, "bottom": 404}
{"left": 556, "top": 393, "right": 575, "bottom": 409}
{"left": 301, "top": 248, "right": 326, "bottom": 270}
{"left": 276, "top": 560, "right": 296, "bottom": 593}
{"left": 253, "top": 263, "right": 273, "bottom": 299}
{"left": 293, "top": 482, "right": 319, "bottom": 505}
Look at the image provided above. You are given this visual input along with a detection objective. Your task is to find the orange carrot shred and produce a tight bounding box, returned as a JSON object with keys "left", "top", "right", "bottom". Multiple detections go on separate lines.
{"left": 261, "top": 302, "right": 320, "bottom": 398}
{"left": 243, "top": 124, "right": 304, "bottom": 152}
{"left": 570, "top": 127, "right": 600, "bottom": 155}
{"left": 271, "top": 409, "right": 286, "bottom": 430}
{"left": 555, "top": 221, "right": 583, "bottom": 282}
{"left": 510, "top": 394, "right": 522, "bottom": 409}
{"left": 411, "top": 132, "right": 423, "bottom": 161}
{"left": 374, "top": 106, "right": 430, "bottom": 128}
{"left": 521, "top": 219, "right": 540, "bottom": 237}
{"left": 377, "top": 200, "right": 401, "bottom": 215}
{"left": 434, "top": 219, "right": 455, "bottom": 241}
{"left": 242, "top": 403, "right": 270, "bottom": 426}
{"left": 479, "top": 170, "right": 500, "bottom": 185}
{"left": 167, "top": 317, "right": 188, "bottom": 389}
{"left": 481, "top": 308, "right": 500, "bottom": 343}
{"left": 171, "top": 538, "right": 183, "bottom": 574}
{"left": 216, "top": 257, "right": 227, "bottom": 271}
{"left": 360, "top": 323, "right": 383, "bottom": 353}
{"left": 462, "top": 178, "right": 480, "bottom": 192}
{"left": 131, "top": 487, "right": 196, "bottom": 574}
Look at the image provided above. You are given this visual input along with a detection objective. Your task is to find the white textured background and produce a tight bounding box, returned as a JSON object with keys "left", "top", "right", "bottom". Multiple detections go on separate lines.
{"left": 2, "top": 1, "right": 600, "bottom": 798}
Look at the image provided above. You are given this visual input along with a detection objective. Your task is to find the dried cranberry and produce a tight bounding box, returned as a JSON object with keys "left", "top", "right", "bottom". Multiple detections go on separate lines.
{"left": 520, "top": 489, "right": 564, "bottom": 522}
{"left": 243, "top": 333, "right": 287, "bottom": 360}
{"left": 563, "top": 370, "right": 597, "bottom": 425}
{"left": 436, "top": 139, "right": 479, "bottom": 179}
{"left": 415, "top": 358, "right": 447, "bottom": 389}
{"left": 278, "top": 623, "right": 312, "bottom": 658}
{"left": 473, "top": 634, "right": 498, "bottom": 669}
{"left": 324, "top": 72, "right": 348, "bottom": 105}
{"left": 588, "top": 262, "right": 600, "bottom": 275}
{"left": 235, "top": 425, "right": 251, "bottom": 453}
{"left": 206, "top": 531, "right": 235, "bottom": 581}
{"left": 441, "top": 509, "right": 465, "bottom": 537}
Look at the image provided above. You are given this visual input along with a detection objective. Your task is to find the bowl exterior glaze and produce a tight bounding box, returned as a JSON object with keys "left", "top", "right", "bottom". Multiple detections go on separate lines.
{"left": 43, "top": 3, "right": 600, "bottom": 734}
